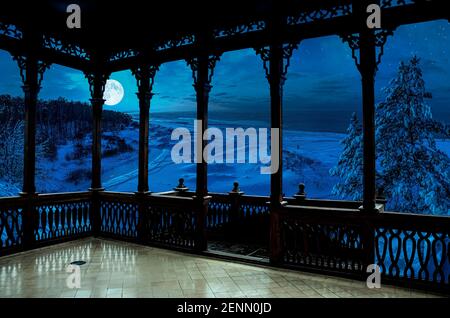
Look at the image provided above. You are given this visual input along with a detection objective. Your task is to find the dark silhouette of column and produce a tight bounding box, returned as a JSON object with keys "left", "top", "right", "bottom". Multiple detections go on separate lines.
{"left": 256, "top": 14, "right": 297, "bottom": 264}
{"left": 187, "top": 42, "right": 220, "bottom": 251}
{"left": 85, "top": 70, "right": 109, "bottom": 236}
{"left": 14, "top": 30, "right": 50, "bottom": 249}
{"left": 339, "top": 1, "right": 393, "bottom": 276}
{"left": 341, "top": 0, "right": 389, "bottom": 213}
{"left": 132, "top": 65, "right": 158, "bottom": 243}
{"left": 85, "top": 72, "right": 109, "bottom": 191}
{"left": 359, "top": 29, "right": 378, "bottom": 213}
{"left": 20, "top": 58, "right": 39, "bottom": 195}
{"left": 192, "top": 57, "right": 211, "bottom": 198}
{"left": 268, "top": 42, "right": 284, "bottom": 206}
{"left": 15, "top": 52, "right": 49, "bottom": 194}
{"left": 133, "top": 65, "right": 159, "bottom": 193}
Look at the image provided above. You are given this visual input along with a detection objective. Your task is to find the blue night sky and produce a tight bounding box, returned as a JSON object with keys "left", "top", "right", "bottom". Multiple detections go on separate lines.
{"left": 1, "top": 20, "right": 449, "bottom": 132}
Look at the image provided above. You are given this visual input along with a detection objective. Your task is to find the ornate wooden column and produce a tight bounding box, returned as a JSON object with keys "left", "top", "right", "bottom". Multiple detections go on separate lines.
{"left": 85, "top": 69, "right": 109, "bottom": 236}
{"left": 341, "top": 14, "right": 392, "bottom": 213}
{"left": 85, "top": 71, "right": 109, "bottom": 191}
{"left": 14, "top": 31, "right": 50, "bottom": 249}
{"left": 187, "top": 43, "right": 220, "bottom": 251}
{"left": 132, "top": 65, "right": 159, "bottom": 194}
{"left": 132, "top": 64, "right": 159, "bottom": 243}
{"left": 255, "top": 17, "right": 298, "bottom": 264}
{"left": 341, "top": 2, "right": 393, "bottom": 275}
{"left": 359, "top": 29, "right": 378, "bottom": 213}
{"left": 15, "top": 48, "right": 50, "bottom": 195}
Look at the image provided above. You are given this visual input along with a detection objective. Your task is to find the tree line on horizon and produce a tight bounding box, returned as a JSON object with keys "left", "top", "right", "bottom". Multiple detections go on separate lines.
{"left": 0, "top": 95, "right": 135, "bottom": 185}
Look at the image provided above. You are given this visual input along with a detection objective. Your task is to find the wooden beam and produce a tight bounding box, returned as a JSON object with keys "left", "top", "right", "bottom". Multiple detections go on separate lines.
{"left": 105, "top": 1, "right": 449, "bottom": 73}
{"left": 1, "top": 2, "right": 448, "bottom": 74}
{"left": 0, "top": 35, "right": 93, "bottom": 71}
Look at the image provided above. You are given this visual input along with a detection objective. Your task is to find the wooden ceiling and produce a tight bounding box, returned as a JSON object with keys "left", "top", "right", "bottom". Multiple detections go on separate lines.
{"left": 0, "top": 0, "right": 447, "bottom": 72}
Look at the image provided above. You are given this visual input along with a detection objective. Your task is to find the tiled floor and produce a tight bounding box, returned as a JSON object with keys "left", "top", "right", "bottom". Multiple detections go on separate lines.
{"left": 0, "top": 238, "right": 442, "bottom": 298}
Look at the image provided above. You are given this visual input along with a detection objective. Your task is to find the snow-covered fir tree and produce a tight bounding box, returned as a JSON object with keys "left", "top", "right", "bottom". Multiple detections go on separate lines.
{"left": 330, "top": 112, "right": 364, "bottom": 200}
{"left": 331, "top": 56, "right": 450, "bottom": 215}
{"left": 376, "top": 56, "right": 450, "bottom": 215}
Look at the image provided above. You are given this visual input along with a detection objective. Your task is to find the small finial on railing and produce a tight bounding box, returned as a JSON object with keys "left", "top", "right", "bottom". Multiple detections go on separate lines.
{"left": 174, "top": 178, "right": 189, "bottom": 192}
{"left": 376, "top": 186, "right": 384, "bottom": 198}
{"left": 229, "top": 181, "right": 244, "bottom": 195}
{"left": 294, "top": 183, "right": 306, "bottom": 201}
{"left": 376, "top": 186, "right": 387, "bottom": 204}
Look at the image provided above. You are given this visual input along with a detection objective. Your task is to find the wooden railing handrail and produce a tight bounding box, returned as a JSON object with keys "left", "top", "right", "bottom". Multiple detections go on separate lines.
{"left": 34, "top": 191, "right": 92, "bottom": 203}
{"left": 0, "top": 196, "right": 26, "bottom": 205}
{"left": 280, "top": 204, "right": 450, "bottom": 230}
{"left": 1, "top": 188, "right": 448, "bottom": 292}
{"left": 1, "top": 191, "right": 449, "bottom": 219}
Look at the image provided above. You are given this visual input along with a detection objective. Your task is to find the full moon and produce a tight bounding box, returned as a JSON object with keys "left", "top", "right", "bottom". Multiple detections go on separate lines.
{"left": 103, "top": 79, "right": 124, "bottom": 106}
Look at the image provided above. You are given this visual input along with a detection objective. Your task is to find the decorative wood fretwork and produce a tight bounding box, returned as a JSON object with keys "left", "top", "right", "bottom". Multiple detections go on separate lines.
{"left": 380, "top": 0, "right": 414, "bottom": 8}
{"left": 281, "top": 217, "right": 365, "bottom": 273}
{"left": 42, "top": 35, "right": 90, "bottom": 61}
{"left": 109, "top": 49, "right": 138, "bottom": 62}
{"left": 0, "top": 201, "right": 23, "bottom": 254}
{"left": 100, "top": 198, "right": 139, "bottom": 238}
{"left": 375, "top": 227, "right": 449, "bottom": 288}
{"left": 207, "top": 194, "right": 232, "bottom": 229}
{"left": 214, "top": 20, "right": 266, "bottom": 38}
{"left": 340, "top": 29, "right": 394, "bottom": 72}
{"left": 207, "top": 193, "right": 269, "bottom": 244}
{"left": 84, "top": 71, "right": 110, "bottom": 98}
{"left": 287, "top": 4, "right": 352, "bottom": 26}
{"left": 156, "top": 34, "right": 195, "bottom": 52}
{"left": 144, "top": 203, "right": 197, "bottom": 249}
{"left": 34, "top": 200, "right": 92, "bottom": 242}
{"left": 13, "top": 55, "right": 51, "bottom": 88}
{"left": 186, "top": 54, "right": 221, "bottom": 87}
{"left": 131, "top": 64, "right": 160, "bottom": 95}
{"left": 254, "top": 42, "right": 298, "bottom": 84}
{"left": 0, "top": 22, "right": 23, "bottom": 39}
{"left": 240, "top": 197, "right": 270, "bottom": 218}
{"left": 0, "top": 191, "right": 449, "bottom": 293}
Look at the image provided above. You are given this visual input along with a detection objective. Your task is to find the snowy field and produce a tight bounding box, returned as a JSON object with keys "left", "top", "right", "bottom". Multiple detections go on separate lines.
{"left": 1, "top": 116, "right": 449, "bottom": 204}
{"left": 102, "top": 118, "right": 347, "bottom": 198}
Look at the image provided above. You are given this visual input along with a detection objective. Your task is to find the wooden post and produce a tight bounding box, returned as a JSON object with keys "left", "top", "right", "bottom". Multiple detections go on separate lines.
{"left": 193, "top": 53, "right": 210, "bottom": 251}
{"left": 193, "top": 56, "right": 210, "bottom": 199}
{"left": 354, "top": 0, "right": 384, "bottom": 276}
{"left": 359, "top": 32, "right": 378, "bottom": 274}
{"left": 90, "top": 99, "right": 104, "bottom": 191}
{"left": 268, "top": 41, "right": 284, "bottom": 264}
{"left": 187, "top": 36, "right": 219, "bottom": 251}
{"left": 14, "top": 30, "right": 49, "bottom": 250}
{"left": 133, "top": 65, "right": 158, "bottom": 242}
{"left": 21, "top": 58, "right": 39, "bottom": 197}
{"left": 256, "top": 14, "right": 296, "bottom": 265}
{"left": 133, "top": 65, "right": 158, "bottom": 194}
{"left": 85, "top": 70, "right": 109, "bottom": 236}
{"left": 19, "top": 56, "right": 39, "bottom": 249}
{"left": 360, "top": 29, "right": 378, "bottom": 213}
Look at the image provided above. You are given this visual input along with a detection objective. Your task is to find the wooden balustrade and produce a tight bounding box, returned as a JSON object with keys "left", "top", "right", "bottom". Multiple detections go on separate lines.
{"left": 98, "top": 191, "right": 203, "bottom": 250}
{"left": 278, "top": 204, "right": 450, "bottom": 292}
{"left": 0, "top": 192, "right": 92, "bottom": 255}
{"left": 33, "top": 192, "right": 92, "bottom": 246}
{"left": 0, "top": 196, "right": 26, "bottom": 256}
{"left": 0, "top": 188, "right": 448, "bottom": 293}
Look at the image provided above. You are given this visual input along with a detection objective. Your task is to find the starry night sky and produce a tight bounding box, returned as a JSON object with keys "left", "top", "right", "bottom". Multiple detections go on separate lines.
{"left": 0, "top": 20, "right": 449, "bottom": 132}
